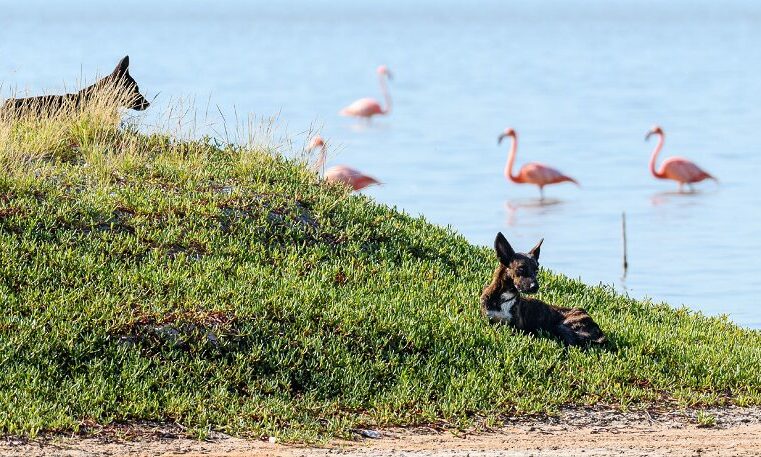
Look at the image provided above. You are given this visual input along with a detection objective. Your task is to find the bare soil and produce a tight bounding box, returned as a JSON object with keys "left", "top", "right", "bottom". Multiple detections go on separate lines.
{"left": 3, "top": 406, "right": 761, "bottom": 457}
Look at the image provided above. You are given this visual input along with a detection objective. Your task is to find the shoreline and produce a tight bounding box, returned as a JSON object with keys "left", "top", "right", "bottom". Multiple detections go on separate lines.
{"left": 4, "top": 405, "right": 761, "bottom": 457}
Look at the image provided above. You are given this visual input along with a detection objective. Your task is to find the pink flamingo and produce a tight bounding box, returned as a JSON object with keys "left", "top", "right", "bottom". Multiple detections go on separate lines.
{"left": 308, "top": 136, "right": 380, "bottom": 191}
{"left": 498, "top": 128, "right": 579, "bottom": 200}
{"left": 339, "top": 65, "right": 392, "bottom": 119}
{"left": 645, "top": 125, "right": 717, "bottom": 192}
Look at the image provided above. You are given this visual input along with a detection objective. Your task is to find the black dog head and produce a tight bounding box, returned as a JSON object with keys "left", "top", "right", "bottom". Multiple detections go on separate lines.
{"left": 493, "top": 232, "right": 543, "bottom": 294}
{"left": 107, "top": 56, "right": 150, "bottom": 111}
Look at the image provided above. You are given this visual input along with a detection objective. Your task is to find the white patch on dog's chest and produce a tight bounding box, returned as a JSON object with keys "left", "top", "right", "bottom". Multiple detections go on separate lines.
{"left": 487, "top": 292, "right": 516, "bottom": 323}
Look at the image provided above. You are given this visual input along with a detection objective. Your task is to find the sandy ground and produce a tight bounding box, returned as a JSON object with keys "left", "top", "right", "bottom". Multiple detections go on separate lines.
{"left": 3, "top": 406, "right": 761, "bottom": 457}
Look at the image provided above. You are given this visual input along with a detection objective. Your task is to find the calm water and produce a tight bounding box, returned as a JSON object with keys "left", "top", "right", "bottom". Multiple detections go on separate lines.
{"left": 2, "top": 1, "right": 760, "bottom": 327}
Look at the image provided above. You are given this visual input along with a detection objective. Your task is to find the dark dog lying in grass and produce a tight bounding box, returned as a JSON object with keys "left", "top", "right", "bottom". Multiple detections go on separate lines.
{"left": 2, "top": 56, "right": 149, "bottom": 117}
{"left": 481, "top": 232, "right": 606, "bottom": 346}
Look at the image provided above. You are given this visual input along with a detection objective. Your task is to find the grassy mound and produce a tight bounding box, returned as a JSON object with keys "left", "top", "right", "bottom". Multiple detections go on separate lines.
{"left": 0, "top": 103, "right": 760, "bottom": 440}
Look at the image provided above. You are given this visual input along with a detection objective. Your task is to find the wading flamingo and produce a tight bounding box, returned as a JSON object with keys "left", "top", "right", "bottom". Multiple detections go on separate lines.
{"left": 339, "top": 65, "right": 392, "bottom": 119}
{"left": 498, "top": 128, "right": 579, "bottom": 200}
{"left": 645, "top": 125, "right": 716, "bottom": 192}
{"left": 309, "top": 136, "right": 380, "bottom": 191}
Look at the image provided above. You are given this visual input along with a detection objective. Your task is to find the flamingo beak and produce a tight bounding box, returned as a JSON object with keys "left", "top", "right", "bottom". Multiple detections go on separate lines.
{"left": 645, "top": 131, "right": 654, "bottom": 141}
{"left": 498, "top": 133, "right": 507, "bottom": 145}
{"left": 386, "top": 71, "right": 393, "bottom": 81}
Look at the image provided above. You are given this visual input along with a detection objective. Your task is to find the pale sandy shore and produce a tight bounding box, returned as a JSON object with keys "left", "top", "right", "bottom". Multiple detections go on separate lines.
{"left": 3, "top": 406, "right": 761, "bottom": 457}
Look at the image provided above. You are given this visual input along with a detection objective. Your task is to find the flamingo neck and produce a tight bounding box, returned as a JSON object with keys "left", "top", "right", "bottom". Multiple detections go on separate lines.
{"left": 379, "top": 73, "right": 391, "bottom": 114}
{"left": 504, "top": 135, "right": 521, "bottom": 183}
{"left": 649, "top": 133, "right": 665, "bottom": 179}
{"left": 313, "top": 145, "right": 327, "bottom": 175}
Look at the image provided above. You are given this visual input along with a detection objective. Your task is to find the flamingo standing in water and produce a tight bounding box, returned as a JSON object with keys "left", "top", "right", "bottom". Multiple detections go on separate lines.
{"left": 308, "top": 136, "right": 380, "bottom": 191}
{"left": 498, "top": 128, "right": 579, "bottom": 200}
{"left": 645, "top": 125, "right": 716, "bottom": 192}
{"left": 339, "top": 65, "right": 392, "bottom": 119}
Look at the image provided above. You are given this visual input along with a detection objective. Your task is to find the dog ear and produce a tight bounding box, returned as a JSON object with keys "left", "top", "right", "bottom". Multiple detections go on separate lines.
{"left": 494, "top": 232, "right": 515, "bottom": 265}
{"left": 113, "top": 56, "right": 130, "bottom": 75}
{"left": 528, "top": 238, "right": 543, "bottom": 261}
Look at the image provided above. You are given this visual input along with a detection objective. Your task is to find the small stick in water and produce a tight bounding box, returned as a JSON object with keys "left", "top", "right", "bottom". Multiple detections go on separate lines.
{"left": 622, "top": 211, "right": 628, "bottom": 275}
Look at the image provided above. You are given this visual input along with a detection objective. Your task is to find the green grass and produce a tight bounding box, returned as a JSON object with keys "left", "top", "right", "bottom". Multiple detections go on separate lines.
{"left": 696, "top": 411, "right": 717, "bottom": 427}
{"left": 0, "top": 101, "right": 760, "bottom": 441}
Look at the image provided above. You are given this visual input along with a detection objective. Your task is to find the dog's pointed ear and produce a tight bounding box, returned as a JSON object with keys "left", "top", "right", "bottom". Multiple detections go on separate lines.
{"left": 113, "top": 56, "right": 130, "bottom": 75}
{"left": 528, "top": 238, "right": 544, "bottom": 261}
{"left": 494, "top": 232, "right": 515, "bottom": 265}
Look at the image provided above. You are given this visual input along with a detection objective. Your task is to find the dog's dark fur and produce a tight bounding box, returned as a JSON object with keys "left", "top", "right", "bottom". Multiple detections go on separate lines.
{"left": 480, "top": 232, "right": 606, "bottom": 346}
{"left": 2, "top": 56, "right": 149, "bottom": 116}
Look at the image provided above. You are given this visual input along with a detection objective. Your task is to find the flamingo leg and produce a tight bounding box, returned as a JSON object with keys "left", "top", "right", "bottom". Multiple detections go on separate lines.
{"left": 539, "top": 186, "right": 545, "bottom": 201}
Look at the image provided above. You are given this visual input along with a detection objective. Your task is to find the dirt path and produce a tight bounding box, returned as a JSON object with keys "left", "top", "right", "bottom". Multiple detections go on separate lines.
{"left": 3, "top": 406, "right": 761, "bottom": 457}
